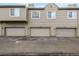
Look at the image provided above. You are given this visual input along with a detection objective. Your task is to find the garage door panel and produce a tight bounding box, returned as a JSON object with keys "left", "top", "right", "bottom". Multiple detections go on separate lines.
{"left": 56, "top": 29, "right": 75, "bottom": 37}
{"left": 31, "top": 28, "right": 50, "bottom": 36}
{"left": 6, "top": 28, "right": 25, "bottom": 36}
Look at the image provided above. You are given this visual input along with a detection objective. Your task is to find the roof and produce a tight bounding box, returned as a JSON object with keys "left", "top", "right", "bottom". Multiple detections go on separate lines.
{"left": 28, "top": 8, "right": 44, "bottom": 10}
{"left": 28, "top": 7, "right": 79, "bottom": 10}
{"left": 0, "top": 5, "right": 25, "bottom": 8}
{"left": 28, "top": 3, "right": 79, "bottom": 10}
{"left": 58, "top": 8, "right": 79, "bottom": 10}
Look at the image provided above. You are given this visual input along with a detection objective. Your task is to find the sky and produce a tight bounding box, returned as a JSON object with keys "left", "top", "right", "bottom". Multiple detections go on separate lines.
{"left": 0, "top": 3, "right": 79, "bottom": 8}
{"left": 34, "top": 3, "right": 79, "bottom": 8}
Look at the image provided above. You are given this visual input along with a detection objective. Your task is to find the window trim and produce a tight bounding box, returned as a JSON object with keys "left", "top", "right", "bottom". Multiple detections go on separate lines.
{"left": 9, "top": 8, "right": 20, "bottom": 17}
{"left": 67, "top": 11, "right": 77, "bottom": 19}
{"left": 31, "top": 11, "right": 40, "bottom": 19}
{"left": 47, "top": 11, "right": 56, "bottom": 19}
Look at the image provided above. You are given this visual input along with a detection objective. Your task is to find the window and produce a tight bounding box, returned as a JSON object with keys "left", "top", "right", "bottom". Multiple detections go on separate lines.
{"left": 47, "top": 11, "right": 56, "bottom": 19}
{"left": 10, "top": 8, "right": 20, "bottom": 17}
{"left": 31, "top": 11, "right": 40, "bottom": 19}
{"left": 48, "top": 12, "right": 52, "bottom": 18}
{"left": 67, "top": 11, "right": 77, "bottom": 19}
{"left": 10, "top": 8, "right": 15, "bottom": 16}
{"left": 69, "top": 12, "right": 73, "bottom": 17}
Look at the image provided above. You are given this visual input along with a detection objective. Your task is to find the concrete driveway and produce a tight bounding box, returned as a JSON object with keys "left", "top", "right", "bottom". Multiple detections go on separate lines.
{"left": 0, "top": 37, "right": 79, "bottom": 55}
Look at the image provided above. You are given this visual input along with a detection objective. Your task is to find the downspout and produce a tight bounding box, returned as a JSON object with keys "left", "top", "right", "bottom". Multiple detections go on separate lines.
{"left": 77, "top": 10, "right": 78, "bottom": 38}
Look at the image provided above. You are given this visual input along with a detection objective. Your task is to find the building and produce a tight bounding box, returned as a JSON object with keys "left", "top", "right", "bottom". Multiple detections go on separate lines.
{"left": 0, "top": 5, "right": 27, "bottom": 37}
{"left": 0, "top": 3, "right": 79, "bottom": 37}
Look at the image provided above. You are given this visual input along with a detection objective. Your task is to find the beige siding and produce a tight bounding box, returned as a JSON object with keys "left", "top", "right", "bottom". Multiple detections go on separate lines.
{"left": 28, "top": 4, "right": 78, "bottom": 37}
{"left": 0, "top": 8, "right": 27, "bottom": 21}
{"left": 45, "top": 3, "right": 58, "bottom": 10}
{"left": 0, "top": 24, "right": 2, "bottom": 36}
{"left": 28, "top": 3, "right": 57, "bottom": 27}
{"left": 77, "top": 10, "right": 79, "bottom": 37}
{"left": 28, "top": 10, "right": 77, "bottom": 28}
{"left": 0, "top": 4, "right": 78, "bottom": 37}
{"left": 28, "top": 4, "right": 57, "bottom": 36}
{"left": 56, "top": 10, "right": 77, "bottom": 27}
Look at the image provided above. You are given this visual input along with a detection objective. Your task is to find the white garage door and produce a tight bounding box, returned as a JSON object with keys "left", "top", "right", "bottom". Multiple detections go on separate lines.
{"left": 56, "top": 29, "right": 76, "bottom": 37}
{"left": 6, "top": 28, "right": 25, "bottom": 36}
{"left": 31, "top": 28, "right": 50, "bottom": 36}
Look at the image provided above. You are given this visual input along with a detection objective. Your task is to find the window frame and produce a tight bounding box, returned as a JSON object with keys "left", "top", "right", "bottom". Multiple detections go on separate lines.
{"left": 31, "top": 11, "right": 40, "bottom": 19}
{"left": 67, "top": 11, "right": 77, "bottom": 19}
{"left": 9, "top": 8, "right": 20, "bottom": 17}
{"left": 47, "top": 11, "right": 56, "bottom": 19}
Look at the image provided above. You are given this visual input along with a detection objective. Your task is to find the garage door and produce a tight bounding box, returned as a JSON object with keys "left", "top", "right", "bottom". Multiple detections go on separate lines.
{"left": 56, "top": 28, "right": 76, "bottom": 37}
{"left": 6, "top": 27, "right": 25, "bottom": 36}
{"left": 31, "top": 28, "right": 50, "bottom": 36}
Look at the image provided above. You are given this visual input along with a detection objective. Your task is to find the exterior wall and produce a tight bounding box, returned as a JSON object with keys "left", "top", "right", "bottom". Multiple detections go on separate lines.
{"left": 0, "top": 4, "right": 79, "bottom": 37}
{"left": 0, "top": 24, "right": 2, "bottom": 36}
{"left": 28, "top": 4, "right": 78, "bottom": 37}
{"left": 0, "top": 6, "right": 28, "bottom": 37}
{"left": 56, "top": 10, "right": 77, "bottom": 28}
{"left": 76, "top": 10, "right": 79, "bottom": 37}
{"left": 28, "top": 4, "right": 57, "bottom": 36}
{"left": 28, "top": 10, "right": 56, "bottom": 36}
{"left": 0, "top": 8, "right": 27, "bottom": 21}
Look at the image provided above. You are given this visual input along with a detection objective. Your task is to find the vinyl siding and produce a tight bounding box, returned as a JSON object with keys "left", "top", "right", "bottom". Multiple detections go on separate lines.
{"left": 0, "top": 8, "right": 27, "bottom": 21}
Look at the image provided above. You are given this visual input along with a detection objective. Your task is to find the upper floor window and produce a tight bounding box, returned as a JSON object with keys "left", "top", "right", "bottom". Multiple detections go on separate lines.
{"left": 67, "top": 11, "right": 77, "bottom": 19}
{"left": 31, "top": 11, "right": 40, "bottom": 19}
{"left": 10, "top": 8, "right": 20, "bottom": 17}
{"left": 47, "top": 11, "right": 56, "bottom": 19}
